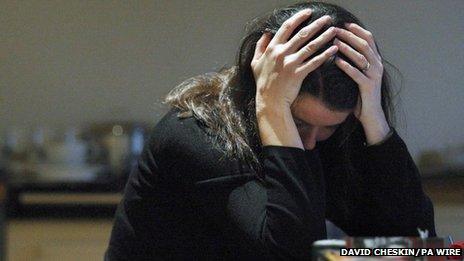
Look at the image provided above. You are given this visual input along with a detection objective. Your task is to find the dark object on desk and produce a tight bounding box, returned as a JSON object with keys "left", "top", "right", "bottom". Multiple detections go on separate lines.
{"left": 81, "top": 121, "right": 149, "bottom": 177}
{"left": 0, "top": 167, "right": 6, "bottom": 261}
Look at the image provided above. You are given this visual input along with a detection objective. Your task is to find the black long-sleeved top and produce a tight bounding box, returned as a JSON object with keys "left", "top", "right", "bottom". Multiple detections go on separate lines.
{"left": 105, "top": 107, "right": 436, "bottom": 260}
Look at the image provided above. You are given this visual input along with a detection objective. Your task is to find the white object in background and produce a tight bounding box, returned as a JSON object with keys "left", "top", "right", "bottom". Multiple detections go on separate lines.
{"left": 46, "top": 128, "right": 87, "bottom": 165}
{"left": 103, "top": 125, "right": 129, "bottom": 173}
{"left": 312, "top": 239, "right": 346, "bottom": 247}
{"left": 131, "top": 127, "right": 145, "bottom": 155}
{"left": 417, "top": 227, "right": 429, "bottom": 239}
{"left": 35, "top": 163, "right": 102, "bottom": 182}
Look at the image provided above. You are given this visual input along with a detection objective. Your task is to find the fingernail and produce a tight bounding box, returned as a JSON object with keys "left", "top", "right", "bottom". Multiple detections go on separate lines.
{"left": 344, "top": 22, "right": 351, "bottom": 27}
{"left": 304, "top": 8, "right": 312, "bottom": 15}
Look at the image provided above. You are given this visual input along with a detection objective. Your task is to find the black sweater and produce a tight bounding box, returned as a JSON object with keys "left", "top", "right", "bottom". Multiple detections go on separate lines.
{"left": 105, "top": 107, "right": 436, "bottom": 260}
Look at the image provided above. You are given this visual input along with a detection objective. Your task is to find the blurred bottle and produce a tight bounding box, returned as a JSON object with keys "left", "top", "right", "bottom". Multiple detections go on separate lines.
{"left": 103, "top": 125, "right": 129, "bottom": 177}
{"left": 2, "top": 126, "right": 29, "bottom": 162}
{"left": 29, "top": 126, "right": 50, "bottom": 163}
{"left": 124, "top": 126, "right": 146, "bottom": 175}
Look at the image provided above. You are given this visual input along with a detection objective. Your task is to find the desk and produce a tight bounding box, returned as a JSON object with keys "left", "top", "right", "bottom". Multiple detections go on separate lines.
{"left": 4, "top": 167, "right": 123, "bottom": 260}
{"left": 6, "top": 169, "right": 125, "bottom": 218}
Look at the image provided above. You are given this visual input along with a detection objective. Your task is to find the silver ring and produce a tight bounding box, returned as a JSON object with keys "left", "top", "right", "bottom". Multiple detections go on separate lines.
{"left": 362, "top": 61, "right": 370, "bottom": 72}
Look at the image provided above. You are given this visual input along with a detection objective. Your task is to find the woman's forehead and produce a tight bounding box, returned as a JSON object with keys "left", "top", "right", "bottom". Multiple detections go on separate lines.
{"left": 291, "top": 94, "right": 351, "bottom": 127}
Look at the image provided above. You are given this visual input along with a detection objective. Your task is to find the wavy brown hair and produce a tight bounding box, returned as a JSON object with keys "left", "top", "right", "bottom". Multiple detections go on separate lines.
{"left": 164, "top": 1, "right": 400, "bottom": 180}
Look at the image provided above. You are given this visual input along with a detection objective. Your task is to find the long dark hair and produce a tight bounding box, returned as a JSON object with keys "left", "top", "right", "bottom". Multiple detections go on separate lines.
{"left": 164, "top": 1, "right": 399, "bottom": 180}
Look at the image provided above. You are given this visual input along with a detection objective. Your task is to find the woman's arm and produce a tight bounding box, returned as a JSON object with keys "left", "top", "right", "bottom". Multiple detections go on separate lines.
{"left": 328, "top": 21, "right": 436, "bottom": 237}
{"left": 348, "top": 128, "right": 437, "bottom": 237}
{"left": 251, "top": 8, "right": 337, "bottom": 149}
{"left": 227, "top": 145, "right": 327, "bottom": 259}
{"left": 230, "top": 9, "right": 340, "bottom": 259}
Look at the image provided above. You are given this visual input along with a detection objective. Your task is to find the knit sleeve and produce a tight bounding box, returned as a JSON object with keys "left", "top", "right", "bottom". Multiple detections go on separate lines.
{"left": 350, "top": 128, "right": 437, "bottom": 237}
{"left": 227, "top": 145, "right": 327, "bottom": 260}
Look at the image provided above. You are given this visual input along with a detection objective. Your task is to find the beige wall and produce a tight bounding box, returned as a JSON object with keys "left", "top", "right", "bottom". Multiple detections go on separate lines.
{"left": 2, "top": 0, "right": 464, "bottom": 160}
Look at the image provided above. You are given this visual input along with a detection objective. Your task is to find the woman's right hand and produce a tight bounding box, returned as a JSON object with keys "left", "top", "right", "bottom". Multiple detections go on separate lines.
{"left": 251, "top": 8, "right": 338, "bottom": 114}
{"left": 251, "top": 8, "right": 338, "bottom": 148}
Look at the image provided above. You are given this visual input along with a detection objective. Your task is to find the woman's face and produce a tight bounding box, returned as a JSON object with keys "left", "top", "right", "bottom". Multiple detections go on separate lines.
{"left": 290, "top": 93, "right": 353, "bottom": 150}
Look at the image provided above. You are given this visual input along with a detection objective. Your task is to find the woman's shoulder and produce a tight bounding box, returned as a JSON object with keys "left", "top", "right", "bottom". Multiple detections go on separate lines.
{"left": 148, "top": 107, "right": 220, "bottom": 155}
{"left": 145, "top": 107, "right": 246, "bottom": 183}
{"left": 149, "top": 107, "right": 205, "bottom": 151}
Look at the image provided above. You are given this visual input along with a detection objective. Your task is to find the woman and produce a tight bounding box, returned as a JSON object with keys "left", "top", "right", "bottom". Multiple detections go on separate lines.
{"left": 105, "top": 1, "right": 436, "bottom": 260}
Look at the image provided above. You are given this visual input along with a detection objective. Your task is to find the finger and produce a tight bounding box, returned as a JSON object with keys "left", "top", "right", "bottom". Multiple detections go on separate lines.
{"left": 333, "top": 38, "right": 372, "bottom": 76}
{"left": 297, "top": 45, "right": 338, "bottom": 75}
{"left": 335, "top": 28, "right": 377, "bottom": 65}
{"left": 294, "top": 26, "right": 337, "bottom": 63}
{"left": 284, "top": 15, "right": 332, "bottom": 54}
{"left": 252, "top": 33, "right": 272, "bottom": 62}
{"left": 269, "top": 8, "right": 312, "bottom": 47}
{"left": 334, "top": 57, "right": 369, "bottom": 87}
{"left": 345, "top": 23, "right": 381, "bottom": 59}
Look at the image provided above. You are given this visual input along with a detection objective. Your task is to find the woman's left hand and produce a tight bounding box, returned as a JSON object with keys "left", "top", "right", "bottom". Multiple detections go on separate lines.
{"left": 333, "top": 23, "right": 391, "bottom": 145}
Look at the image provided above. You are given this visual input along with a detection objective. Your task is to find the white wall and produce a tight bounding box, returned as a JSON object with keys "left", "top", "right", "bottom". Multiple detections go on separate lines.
{"left": 1, "top": 0, "right": 463, "bottom": 160}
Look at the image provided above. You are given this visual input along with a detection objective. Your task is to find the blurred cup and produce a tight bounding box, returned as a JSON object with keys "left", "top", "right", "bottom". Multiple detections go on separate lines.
{"left": 46, "top": 128, "right": 87, "bottom": 165}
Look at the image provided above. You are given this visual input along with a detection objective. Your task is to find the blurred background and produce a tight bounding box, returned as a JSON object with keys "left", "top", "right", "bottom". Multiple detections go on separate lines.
{"left": 1, "top": 0, "right": 463, "bottom": 260}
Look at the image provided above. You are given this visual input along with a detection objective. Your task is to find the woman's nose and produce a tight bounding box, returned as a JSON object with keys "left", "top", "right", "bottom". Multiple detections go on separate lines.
{"left": 303, "top": 127, "right": 318, "bottom": 150}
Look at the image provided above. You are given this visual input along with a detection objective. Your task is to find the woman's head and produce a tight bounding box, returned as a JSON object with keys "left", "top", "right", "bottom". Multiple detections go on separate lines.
{"left": 165, "top": 1, "right": 396, "bottom": 175}
{"left": 234, "top": 1, "right": 395, "bottom": 150}
{"left": 240, "top": 1, "right": 362, "bottom": 110}
{"left": 291, "top": 93, "right": 353, "bottom": 150}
